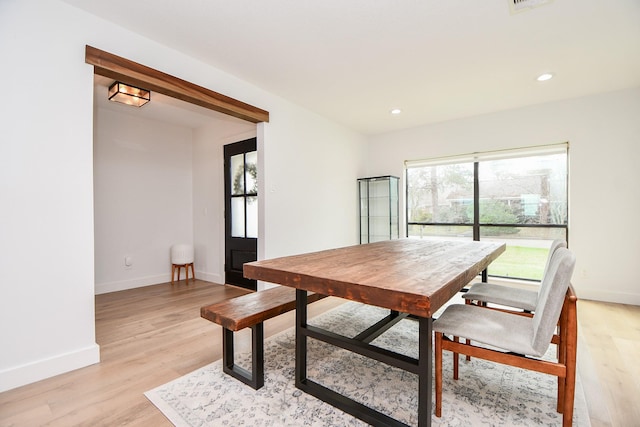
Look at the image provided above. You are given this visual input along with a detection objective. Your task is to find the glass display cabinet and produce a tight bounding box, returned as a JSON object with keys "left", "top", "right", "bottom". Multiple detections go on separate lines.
{"left": 358, "top": 175, "right": 400, "bottom": 243}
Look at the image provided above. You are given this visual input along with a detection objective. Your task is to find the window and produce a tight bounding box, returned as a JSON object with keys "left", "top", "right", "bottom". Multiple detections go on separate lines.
{"left": 406, "top": 144, "right": 568, "bottom": 281}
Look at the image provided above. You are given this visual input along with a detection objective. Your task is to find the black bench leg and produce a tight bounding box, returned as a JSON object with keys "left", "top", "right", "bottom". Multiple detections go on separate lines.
{"left": 222, "top": 323, "right": 265, "bottom": 389}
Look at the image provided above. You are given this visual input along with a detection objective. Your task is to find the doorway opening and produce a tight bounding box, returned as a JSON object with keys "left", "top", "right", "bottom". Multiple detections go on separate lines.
{"left": 88, "top": 46, "right": 268, "bottom": 297}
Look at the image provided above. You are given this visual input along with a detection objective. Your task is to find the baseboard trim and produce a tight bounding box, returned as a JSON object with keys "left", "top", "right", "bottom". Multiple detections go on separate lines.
{"left": 95, "top": 272, "right": 224, "bottom": 294}
{"left": 193, "top": 271, "right": 223, "bottom": 284}
{"left": 577, "top": 288, "right": 640, "bottom": 306}
{"left": 95, "top": 274, "right": 170, "bottom": 294}
{"left": 0, "top": 344, "right": 100, "bottom": 393}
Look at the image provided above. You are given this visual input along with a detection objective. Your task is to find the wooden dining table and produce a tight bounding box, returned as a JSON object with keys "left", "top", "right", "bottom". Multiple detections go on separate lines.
{"left": 244, "top": 238, "right": 505, "bottom": 427}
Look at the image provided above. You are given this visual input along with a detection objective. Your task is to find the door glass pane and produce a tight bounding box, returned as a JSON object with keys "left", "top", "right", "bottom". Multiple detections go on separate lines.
{"left": 230, "top": 154, "right": 244, "bottom": 196}
{"left": 406, "top": 163, "right": 474, "bottom": 224}
{"left": 231, "top": 197, "right": 245, "bottom": 237}
{"left": 246, "top": 196, "right": 258, "bottom": 238}
{"left": 245, "top": 151, "right": 258, "bottom": 195}
{"left": 479, "top": 154, "right": 567, "bottom": 225}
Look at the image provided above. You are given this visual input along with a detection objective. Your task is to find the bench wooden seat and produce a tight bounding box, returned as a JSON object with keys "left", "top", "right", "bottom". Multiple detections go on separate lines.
{"left": 201, "top": 286, "right": 326, "bottom": 389}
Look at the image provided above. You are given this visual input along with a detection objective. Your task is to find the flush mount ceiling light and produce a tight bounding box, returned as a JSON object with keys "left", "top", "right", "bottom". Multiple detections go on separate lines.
{"left": 536, "top": 72, "right": 554, "bottom": 82}
{"left": 108, "top": 81, "right": 150, "bottom": 107}
{"left": 390, "top": 108, "right": 402, "bottom": 115}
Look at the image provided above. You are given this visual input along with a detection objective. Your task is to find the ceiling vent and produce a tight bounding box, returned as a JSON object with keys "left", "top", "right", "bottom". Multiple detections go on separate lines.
{"left": 510, "top": 0, "right": 554, "bottom": 14}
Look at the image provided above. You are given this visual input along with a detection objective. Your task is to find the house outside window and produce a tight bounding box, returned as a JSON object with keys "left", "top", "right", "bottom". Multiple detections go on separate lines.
{"left": 405, "top": 143, "right": 568, "bottom": 282}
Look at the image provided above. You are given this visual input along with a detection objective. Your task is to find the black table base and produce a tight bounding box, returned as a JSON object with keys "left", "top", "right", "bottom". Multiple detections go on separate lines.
{"left": 295, "top": 289, "right": 433, "bottom": 427}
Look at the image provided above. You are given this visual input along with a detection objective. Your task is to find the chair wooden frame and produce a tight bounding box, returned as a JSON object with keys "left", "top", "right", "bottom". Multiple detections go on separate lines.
{"left": 436, "top": 285, "right": 578, "bottom": 427}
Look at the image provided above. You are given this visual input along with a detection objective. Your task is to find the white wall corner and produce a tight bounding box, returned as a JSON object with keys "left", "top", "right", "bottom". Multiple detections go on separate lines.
{"left": 0, "top": 344, "right": 100, "bottom": 393}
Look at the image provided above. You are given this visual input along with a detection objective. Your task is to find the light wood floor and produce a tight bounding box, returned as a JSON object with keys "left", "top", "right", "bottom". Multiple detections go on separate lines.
{"left": 0, "top": 280, "right": 638, "bottom": 426}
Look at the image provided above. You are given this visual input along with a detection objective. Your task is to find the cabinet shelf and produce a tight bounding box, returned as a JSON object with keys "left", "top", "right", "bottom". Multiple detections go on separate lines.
{"left": 358, "top": 175, "right": 399, "bottom": 244}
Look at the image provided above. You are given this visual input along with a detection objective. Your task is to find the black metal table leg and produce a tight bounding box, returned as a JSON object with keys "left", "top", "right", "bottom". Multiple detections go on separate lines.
{"left": 295, "top": 289, "right": 307, "bottom": 388}
{"left": 418, "top": 316, "right": 433, "bottom": 427}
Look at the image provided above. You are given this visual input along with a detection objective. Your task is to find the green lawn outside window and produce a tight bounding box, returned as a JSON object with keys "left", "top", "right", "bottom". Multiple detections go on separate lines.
{"left": 487, "top": 246, "right": 549, "bottom": 281}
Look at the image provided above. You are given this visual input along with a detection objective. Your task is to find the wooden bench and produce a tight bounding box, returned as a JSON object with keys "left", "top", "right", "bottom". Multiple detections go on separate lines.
{"left": 200, "top": 286, "right": 327, "bottom": 389}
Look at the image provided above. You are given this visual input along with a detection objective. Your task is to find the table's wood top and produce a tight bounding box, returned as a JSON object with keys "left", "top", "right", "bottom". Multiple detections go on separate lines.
{"left": 243, "top": 239, "right": 505, "bottom": 318}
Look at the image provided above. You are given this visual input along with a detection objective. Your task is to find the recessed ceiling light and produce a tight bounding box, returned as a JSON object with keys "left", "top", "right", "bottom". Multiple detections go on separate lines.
{"left": 390, "top": 108, "right": 402, "bottom": 115}
{"left": 536, "top": 72, "right": 554, "bottom": 82}
{"left": 510, "top": 0, "right": 554, "bottom": 15}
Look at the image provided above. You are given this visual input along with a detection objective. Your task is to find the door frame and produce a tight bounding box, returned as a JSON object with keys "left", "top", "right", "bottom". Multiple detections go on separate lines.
{"left": 224, "top": 138, "right": 258, "bottom": 290}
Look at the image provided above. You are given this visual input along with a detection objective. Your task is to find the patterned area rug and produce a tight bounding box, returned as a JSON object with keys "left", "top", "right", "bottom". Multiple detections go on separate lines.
{"left": 146, "top": 301, "right": 590, "bottom": 426}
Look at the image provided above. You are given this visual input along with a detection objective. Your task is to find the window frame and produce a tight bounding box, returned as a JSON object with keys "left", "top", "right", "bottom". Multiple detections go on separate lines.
{"left": 404, "top": 143, "right": 569, "bottom": 282}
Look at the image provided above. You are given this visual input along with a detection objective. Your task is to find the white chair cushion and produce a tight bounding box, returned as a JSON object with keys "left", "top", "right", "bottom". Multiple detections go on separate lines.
{"left": 433, "top": 303, "right": 541, "bottom": 357}
{"left": 463, "top": 282, "right": 538, "bottom": 312}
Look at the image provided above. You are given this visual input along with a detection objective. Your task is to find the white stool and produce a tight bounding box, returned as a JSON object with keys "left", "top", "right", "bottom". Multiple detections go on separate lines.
{"left": 171, "top": 244, "right": 195, "bottom": 284}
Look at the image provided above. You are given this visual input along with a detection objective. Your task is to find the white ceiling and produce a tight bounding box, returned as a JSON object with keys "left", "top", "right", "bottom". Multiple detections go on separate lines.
{"left": 72, "top": 0, "right": 640, "bottom": 135}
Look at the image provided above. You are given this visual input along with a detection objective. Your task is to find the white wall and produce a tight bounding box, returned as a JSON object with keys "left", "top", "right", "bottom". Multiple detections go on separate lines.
{"left": 366, "top": 87, "right": 640, "bottom": 305}
{"left": 0, "top": 0, "right": 366, "bottom": 392}
{"left": 261, "top": 105, "right": 368, "bottom": 258}
{"left": 93, "top": 107, "right": 194, "bottom": 294}
{"left": 0, "top": 0, "right": 100, "bottom": 393}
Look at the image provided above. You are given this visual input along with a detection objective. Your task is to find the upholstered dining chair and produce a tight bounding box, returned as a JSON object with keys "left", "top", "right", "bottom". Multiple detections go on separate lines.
{"left": 433, "top": 247, "right": 577, "bottom": 427}
{"left": 463, "top": 239, "right": 567, "bottom": 312}
{"left": 461, "top": 240, "right": 567, "bottom": 362}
